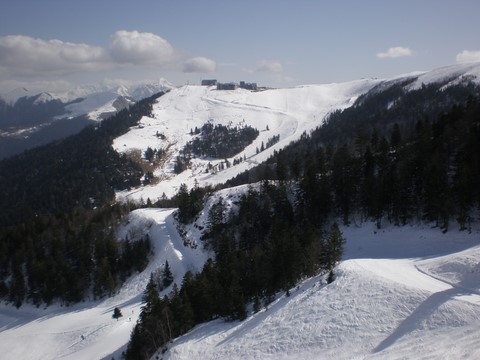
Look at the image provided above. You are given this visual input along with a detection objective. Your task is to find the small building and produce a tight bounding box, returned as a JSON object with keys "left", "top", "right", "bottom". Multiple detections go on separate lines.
{"left": 217, "top": 82, "right": 238, "bottom": 90}
{"left": 201, "top": 79, "right": 217, "bottom": 86}
{"left": 239, "top": 81, "right": 257, "bottom": 90}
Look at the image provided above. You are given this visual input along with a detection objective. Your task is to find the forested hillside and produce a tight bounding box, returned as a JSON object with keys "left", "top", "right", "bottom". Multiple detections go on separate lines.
{"left": 0, "top": 92, "right": 165, "bottom": 306}
{"left": 126, "top": 80, "right": 480, "bottom": 359}
{"left": 228, "top": 81, "right": 480, "bottom": 230}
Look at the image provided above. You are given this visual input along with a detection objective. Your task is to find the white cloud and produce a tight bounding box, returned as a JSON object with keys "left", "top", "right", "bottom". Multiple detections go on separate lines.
{"left": 109, "top": 30, "right": 175, "bottom": 65}
{"left": 256, "top": 60, "right": 283, "bottom": 73}
{"left": 456, "top": 50, "right": 480, "bottom": 63}
{"left": 183, "top": 57, "right": 216, "bottom": 73}
{"left": 0, "top": 35, "right": 108, "bottom": 76}
{"left": 0, "top": 31, "right": 214, "bottom": 78}
{"left": 377, "top": 46, "right": 413, "bottom": 59}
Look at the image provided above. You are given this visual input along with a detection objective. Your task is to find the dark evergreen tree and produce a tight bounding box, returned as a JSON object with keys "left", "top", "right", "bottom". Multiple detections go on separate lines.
{"left": 325, "top": 223, "right": 345, "bottom": 270}
{"left": 162, "top": 261, "right": 174, "bottom": 289}
{"left": 112, "top": 307, "right": 123, "bottom": 321}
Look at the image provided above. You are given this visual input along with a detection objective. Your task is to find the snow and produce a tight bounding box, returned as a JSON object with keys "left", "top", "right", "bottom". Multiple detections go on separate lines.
{"left": 409, "top": 62, "right": 480, "bottom": 89}
{"left": 2, "top": 209, "right": 478, "bottom": 360}
{"left": 0, "top": 208, "right": 209, "bottom": 360}
{"left": 0, "top": 79, "right": 174, "bottom": 121}
{"left": 1, "top": 64, "right": 480, "bottom": 359}
{"left": 112, "top": 63, "right": 480, "bottom": 204}
{"left": 113, "top": 79, "right": 378, "bottom": 201}
{"left": 63, "top": 80, "right": 174, "bottom": 121}
{"left": 160, "top": 223, "right": 480, "bottom": 360}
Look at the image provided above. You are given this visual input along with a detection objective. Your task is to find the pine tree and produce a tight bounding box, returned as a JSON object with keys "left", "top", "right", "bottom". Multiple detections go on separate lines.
{"left": 390, "top": 123, "right": 402, "bottom": 149}
{"left": 112, "top": 307, "right": 123, "bottom": 321}
{"left": 142, "top": 274, "right": 160, "bottom": 313}
{"left": 175, "top": 183, "right": 190, "bottom": 224}
{"left": 332, "top": 145, "right": 355, "bottom": 224}
{"left": 325, "top": 222, "right": 345, "bottom": 270}
{"left": 162, "top": 261, "right": 174, "bottom": 289}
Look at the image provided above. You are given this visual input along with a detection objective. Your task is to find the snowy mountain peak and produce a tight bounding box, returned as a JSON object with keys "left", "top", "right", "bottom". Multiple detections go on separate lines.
{"left": 32, "top": 92, "right": 57, "bottom": 105}
{"left": 65, "top": 80, "right": 174, "bottom": 121}
{"left": 1, "top": 79, "right": 174, "bottom": 108}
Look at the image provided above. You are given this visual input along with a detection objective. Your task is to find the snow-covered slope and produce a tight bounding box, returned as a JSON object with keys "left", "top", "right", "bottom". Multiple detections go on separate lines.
{"left": 160, "top": 223, "right": 480, "bottom": 360}
{"left": 1, "top": 186, "right": 478, "bottom": 360}
{"left": 114, "top": 79, "right": 378, "bottom": 201}
{"left": 371, "top": 62, "right": 480, "bottom": 94}
{"left": 0, "top": 208, "right": 209, "bottom": 360}
{"left": 409, "top": 62, "right": 480, "bottom": 89}
{"left": 62, "top": 79, "right": 174, "bottom": 120}
{"left": 114, "top": 62, "right": 480, "bottom": 203}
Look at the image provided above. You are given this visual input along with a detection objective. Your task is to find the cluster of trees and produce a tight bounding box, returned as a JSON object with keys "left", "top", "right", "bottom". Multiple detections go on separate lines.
{"left": 256, "top": 134, "right": 280, "bottom": 154}
{"left": 265, "top": 134, "right": 280, "bottom": 148}
{"left": 0, "top": 204, "right": 151, "bottom": 307}
{"left": 144, "top": 146, "right": 166, "bottom": 162}
{"left": 187, "top": 122, "right": 259, "bottom": 158}
{"left": 232, "top": 155, "right": 246, "bottom": 166}
{"left": 174, "top": 122, "right": 259, "bottom": 173}
{"left": 126, "top": 182, "right": 345, "bottom": 359}
{"left": 0, "top": 92, "right": 165, "bottom": 306}
{"left": 173, "top": 182, "right": 212, "bottom": 224}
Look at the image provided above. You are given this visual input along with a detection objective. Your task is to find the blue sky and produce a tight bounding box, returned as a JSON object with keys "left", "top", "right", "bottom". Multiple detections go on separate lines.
{"left": 1, "top": 0, "right": 479, "bottom": 93}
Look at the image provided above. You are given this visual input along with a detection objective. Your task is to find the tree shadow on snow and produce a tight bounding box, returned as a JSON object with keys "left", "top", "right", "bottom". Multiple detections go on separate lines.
{"left": 372, "top": 285, "right": 473, "bottom": 354}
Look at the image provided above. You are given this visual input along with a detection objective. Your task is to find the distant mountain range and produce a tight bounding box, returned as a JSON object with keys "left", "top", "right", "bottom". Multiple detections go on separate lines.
{"left": 0, "top": 79, "right": 174, "bottom": 159}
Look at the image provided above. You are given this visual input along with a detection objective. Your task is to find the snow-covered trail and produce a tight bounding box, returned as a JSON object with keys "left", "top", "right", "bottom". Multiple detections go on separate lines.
{"left": 0, "top": 208, "right": 209, "bottom": 360}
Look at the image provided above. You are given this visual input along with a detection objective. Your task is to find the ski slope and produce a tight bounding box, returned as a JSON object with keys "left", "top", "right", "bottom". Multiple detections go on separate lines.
{"left": 113, "top": 79, "right": 378, "bottom": 200}
{"left": 161, "top": 223, "right": 480, "bottom": 360}
{"left": 113, "top": 63, "right": 480, "bottom": 204}
{"left": 0, "top": 200, "right": 479, "bottom": 359}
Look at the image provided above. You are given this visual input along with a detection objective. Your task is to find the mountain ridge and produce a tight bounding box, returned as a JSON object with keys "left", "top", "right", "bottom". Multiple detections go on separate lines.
{"left": 113, "top": 62, "right": 480, "bottom": 202}
{"left": 0, "top": 79, "right": 174, "bottom": 159}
